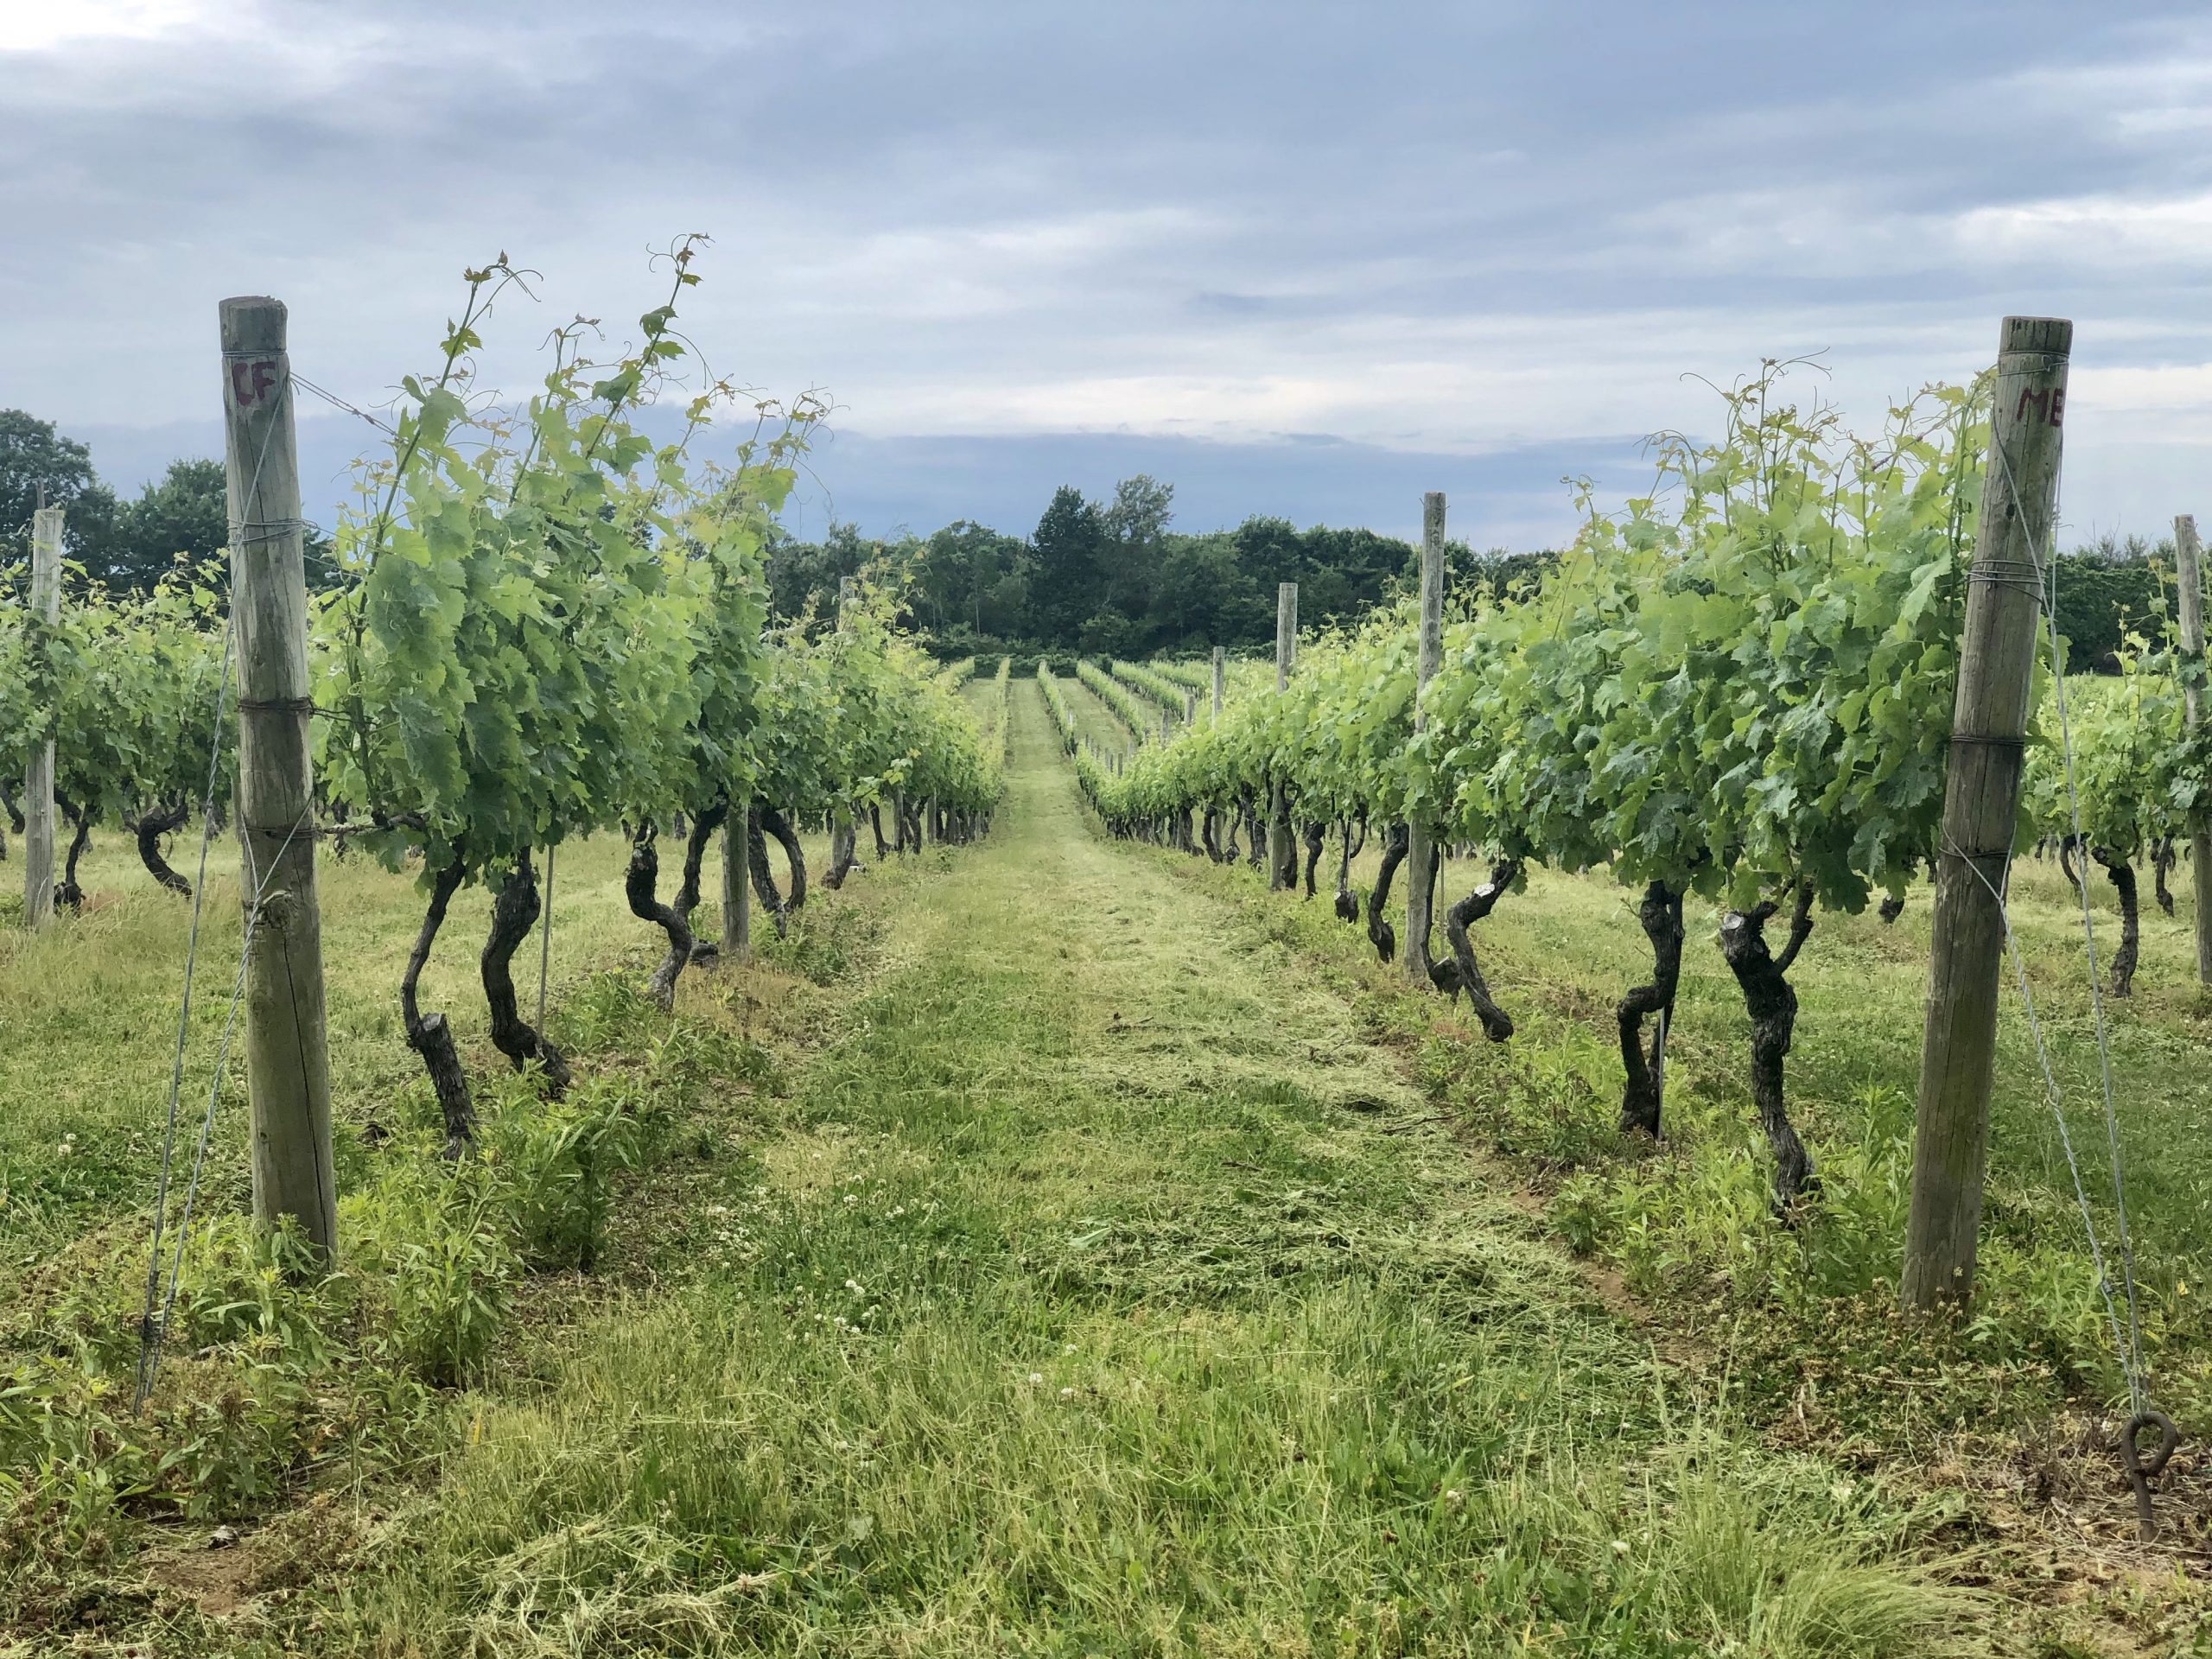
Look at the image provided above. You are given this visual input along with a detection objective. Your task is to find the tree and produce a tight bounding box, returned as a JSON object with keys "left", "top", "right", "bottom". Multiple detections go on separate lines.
{"left": 1147, "top": 531, "right": 1263, "bottom": 650}
{"left": 100, "top": 458, "right": 228, "bottom": 590}
{"left": 1097, "top": 474, "right": 1173, "bottom": 621}
{"left": 0, "top": 410, "right": 116, "bottom": 566}
{"left": 766, "top": 521, "right": 872, "bottom": 620}
{"left": 917, "top": 520, "right": 1028, "bottom": 636}
{"left": 1032, "top": 485, "right": 1103, "bottom": 639}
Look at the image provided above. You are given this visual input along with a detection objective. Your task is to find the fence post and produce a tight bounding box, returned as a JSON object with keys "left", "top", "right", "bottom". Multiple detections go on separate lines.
{"left": 721, "top": 804, "right": 751, "bottom": 963}
{"left": 1268, "top": 582, "right": 1298, "bottom": 889}
{"left": 2177, "top": 514, "right": 2211, "bottom": 984}
{"left": 1407, "top": 493, "right": 1446, "bottom": 980}
{"left": 221, "top": 296, "right": 336, "bottom": 1261}
{"left": 22, "top": 505, "right": 60, "bottom": 930}
{"left": 1901, "top": 315, "right": 2072, "bottom": 1312}
{"left": 1211, "top": 645, "right": 1225, "bottom": 723}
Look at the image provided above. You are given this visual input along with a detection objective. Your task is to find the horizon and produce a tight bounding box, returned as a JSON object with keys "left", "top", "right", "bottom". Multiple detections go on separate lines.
{"left": 9, "top": 3, "right": 2212, "bottom": 549}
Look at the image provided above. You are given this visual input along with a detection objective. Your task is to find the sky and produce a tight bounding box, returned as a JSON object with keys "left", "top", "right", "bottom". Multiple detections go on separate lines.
{"left": 4, "top": 0, "right": 2212, "bottom": 550}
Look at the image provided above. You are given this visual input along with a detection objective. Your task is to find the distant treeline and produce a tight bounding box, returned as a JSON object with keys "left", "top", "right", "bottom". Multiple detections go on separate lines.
{"left": 771, "top": 476, "right": 1553, "bottom": 658}
{"left": 772, "top": 477, "right": 2182, "bottom": 671}
{"left": 0, "top": 410, "right": 2183, "bottom": 674}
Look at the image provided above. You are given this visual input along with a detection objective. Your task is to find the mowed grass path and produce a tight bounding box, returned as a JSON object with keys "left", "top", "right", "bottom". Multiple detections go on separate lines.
{"left": 322, "top": 683, "right": 1967, "bottom": 1656}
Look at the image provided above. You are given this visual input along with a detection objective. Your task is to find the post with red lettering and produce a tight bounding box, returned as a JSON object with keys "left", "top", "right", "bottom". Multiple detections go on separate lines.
{"left": 1902, "top": 316, "right": 2071, "bottom": 1312}
{"left": 221, "top": 296, "right": 336, "bottom": 1262}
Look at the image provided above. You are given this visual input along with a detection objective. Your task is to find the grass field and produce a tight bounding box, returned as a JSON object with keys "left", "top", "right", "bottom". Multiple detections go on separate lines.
{"left": 3, "top": 683, "right": 2209, "bottom": 1652}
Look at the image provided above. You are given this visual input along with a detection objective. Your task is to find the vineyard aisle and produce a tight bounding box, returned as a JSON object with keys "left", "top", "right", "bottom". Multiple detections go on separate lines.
{"left": 326, "top": 682, "right": 1968, "bottom": 1655}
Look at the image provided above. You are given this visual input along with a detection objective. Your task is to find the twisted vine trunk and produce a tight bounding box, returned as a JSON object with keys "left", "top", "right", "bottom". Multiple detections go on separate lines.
{"left": 1200, "top": 808, "right": 1222, "bottom": 862}
{"left": 1301, "top": 821, "right": 1325, "bottom": 898}
{"left": 0, "top": 778, "right": 20, "bottom": 835}
{"left": 625, "top": 829, "right": 689, "bottom": 1012}
{"left": 761, "top": 805, "right": 808, "bottom": 912}
{"left": 870, "top": 804, "right": 889, "bottom": 861}
{"left": 823, "top": 808, "right": 860, "bottom": 890}
{"left": 2058, "top": 835, "right": 2085, "bottom": 898}
{"left": 1616, "top": 880, "right": 1683, "bottom": 1137}
{"left": 1718, "top": 887, "right": 1817, "bottom": 1211}
{"left": 133, "top": 800, "right": 194, "bottom": 896}
{"left": 2091, "top": 847, "right": 2141, "bottom": 996}
{"left": 1435, "top": 858, "right": 1519, "bottom": 1042}
{"left": 481, "top": 852, "right": 571, "bottom": 1094}
{"left": 404, "top": 858, "right": 474, "bottom": 1157}
{"left": 54, "top": 795, "right": 89, "bottom": 911}
{"left": 632, "top": 807, "right": 729, "bottom": 1009}
{"left": 2153, "top": 837, "right": 2176, "bottom": 918}
{"left": 1236, "top": 791, "right": 1263, "bottom": 870}
{"left": 747, "top": 805, "right": 790, "bottom": 938}
{"left": 1366, "top": 823, "right": 1408, "bottom": 963}
{"left": 1878, "top": 892, "right": 1905, "bottom": 925}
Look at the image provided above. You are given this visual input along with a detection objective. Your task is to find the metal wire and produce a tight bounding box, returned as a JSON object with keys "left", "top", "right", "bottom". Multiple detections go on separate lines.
{"left": 1992, "top": 430, "right": 2150, "bottom": 1409}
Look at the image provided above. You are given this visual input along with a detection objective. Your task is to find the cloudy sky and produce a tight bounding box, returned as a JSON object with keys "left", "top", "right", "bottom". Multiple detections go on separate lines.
{"left": 4, "top": 0, "right": 2210, "bottom": 549}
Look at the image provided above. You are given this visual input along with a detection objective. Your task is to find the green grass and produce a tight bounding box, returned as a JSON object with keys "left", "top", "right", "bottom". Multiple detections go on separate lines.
{"left": 0, "top": 820, "right": 842, "bottom": 1271}
{"left": 234, "top": 685, "right": 1975, "bottom": 1656}
{"left": 1240, "top": 825, "right": 2212, "bottom": 1446}
{"left": 10, "top": 683, "right": 2207, "bottom": 1650}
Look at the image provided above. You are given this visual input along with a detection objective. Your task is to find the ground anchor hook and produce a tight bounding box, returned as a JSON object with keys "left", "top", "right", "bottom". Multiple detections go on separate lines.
{"left": 2120, "top": 1408, "right": 2178, "bottom": 1542}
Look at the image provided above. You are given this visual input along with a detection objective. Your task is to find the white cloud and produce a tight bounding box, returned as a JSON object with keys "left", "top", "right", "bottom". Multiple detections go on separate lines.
{"left": 0, "top": 0, "right": 210, "bottom": 52}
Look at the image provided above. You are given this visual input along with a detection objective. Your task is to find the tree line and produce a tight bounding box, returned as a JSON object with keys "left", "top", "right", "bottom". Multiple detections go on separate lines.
{"left": 0, "top": 405, "right": 2183, "bottom": 671}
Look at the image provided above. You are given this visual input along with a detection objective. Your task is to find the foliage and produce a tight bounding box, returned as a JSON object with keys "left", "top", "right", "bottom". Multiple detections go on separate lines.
{"left": 0, "top": 409, "right": 116, "bottom": 568}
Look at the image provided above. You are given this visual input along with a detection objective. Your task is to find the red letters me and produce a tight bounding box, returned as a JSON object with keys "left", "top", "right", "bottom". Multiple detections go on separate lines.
{"left": 2012, "top": 385, "right": 2065, "bottom": 429}
{"left": 230, "top": 358, "right": 281, "bottom": 410}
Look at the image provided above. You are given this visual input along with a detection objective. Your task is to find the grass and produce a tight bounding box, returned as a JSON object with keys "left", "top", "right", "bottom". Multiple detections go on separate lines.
{"left": 1236, "top": 826, "right": 2212, "bottom": 1448}
{"left": 6, "top": 681, "right": 2203, "bottom": 1650}
{"left": 204, "top": 684, "right": 1974, "bottom": 1656}
{"left": 0, "top": 819, "right": 837, "bottom": 1271}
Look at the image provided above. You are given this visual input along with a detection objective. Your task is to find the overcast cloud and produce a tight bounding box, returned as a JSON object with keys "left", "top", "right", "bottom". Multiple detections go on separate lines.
{"left": 4, "top": 0, "right": 2210, "bottom": 547}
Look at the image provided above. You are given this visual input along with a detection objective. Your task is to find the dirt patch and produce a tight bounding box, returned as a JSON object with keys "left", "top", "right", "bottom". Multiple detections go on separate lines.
{"left": 142, "top": 1529, "right": 257, "bottom": 1619}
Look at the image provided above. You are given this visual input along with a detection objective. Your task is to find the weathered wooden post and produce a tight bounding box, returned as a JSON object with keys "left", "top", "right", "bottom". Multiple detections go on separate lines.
{"left": 2177, "top": 514, "right": 2211, "bottom": 984}
{"left": 1902, "top": 316, "right": 2071, "bottom": 1311}
{"left": 1160, "top": 707, "right": 1172, "bottom": 743}
{"left": 221, "top": 296, "right": 336, "bottom": 1260}
{"left": 22, "top": 505, "right": 60, "bottom": 930}
{"left": 1211, "top": 645, "right": 1225, "bottom": 724}
{"left": 1407, "top": 493, "right": 1446, "bottom": 981}
{"left": 721, "top": 806, "right": 751, "bottom": 963}
{"left": 1268, "top": 582, "right": 1298, "bottom": 889}
{"left": 1184, "top": 690, "right": 1196, "bottom": 725}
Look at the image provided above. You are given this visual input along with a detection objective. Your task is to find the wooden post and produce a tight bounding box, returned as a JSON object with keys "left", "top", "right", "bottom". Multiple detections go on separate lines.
{"left": 2177, "top": 514, "right": 2212, "bottom": 984}
{"left": 1407, "top": 493, "right": 1446, "bottom": 980}
{"left": 221, "top": 296, "right": 336, "bottom": 1260}
{"left": 22, "top": 505, "right": 60, "bottom": 931}
{"left": 1902, "top": 316, "right": 2072, "bottom": 1312}
{"left": 721, "top": 804, "right": 751, "bottom": 963}
{"left": 1161, "top": 708, "right": 1172, "bottom": 743}
{"left": 1211, "top": 645, "right": 1225, "bottom": 723}
{"left": 1268, "top": 582, "right": 1298, "bottom": 889}
{"left": 1184, "top": 690, "right": 1195, "bottom": 726}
